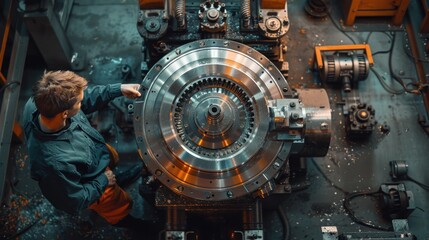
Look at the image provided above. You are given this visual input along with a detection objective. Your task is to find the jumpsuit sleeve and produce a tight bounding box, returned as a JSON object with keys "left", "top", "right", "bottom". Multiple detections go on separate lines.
{"left": 81, "top": 83, "right": 122, "bottom": 114}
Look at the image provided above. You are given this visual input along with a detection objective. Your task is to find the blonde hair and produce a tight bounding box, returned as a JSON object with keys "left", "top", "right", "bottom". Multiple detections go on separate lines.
{"left": 34, "top": 70, "right": 87, "bottom": 118}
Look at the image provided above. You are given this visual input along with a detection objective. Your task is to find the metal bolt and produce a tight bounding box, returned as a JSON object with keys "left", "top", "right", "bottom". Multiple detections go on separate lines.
{"left": 291, "top": 113, "right": 300, "bottom": 120}
{"left": 227, "top": 191, "right": 233, "bottom": 198}
{"left": 206, "top": 192, "right": 212, "bottom": 199}
{"left": 289, "top": 102, "right": 296, "bottom": 108}
{"left": 273, "top": 162, "right": 280, "bottom": 170}
{"left": 155, "top": 169, "right": 163, "bottom": 176}
{"left": 176, "top": 185, "right": 184, "bottom": 192}
{"left": 320, "top": 122, "right": 328, "bottom": 130}
{"left": 284, "top": 185, "right": 291, "bottom": 192}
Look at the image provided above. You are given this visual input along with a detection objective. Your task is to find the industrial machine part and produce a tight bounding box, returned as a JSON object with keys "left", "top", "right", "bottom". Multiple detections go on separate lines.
{"left": 138, "top": 0, "right": 291, "bottom": 74}
{"left": 345, "top": 102, "right": 377, "bottom": 138}
{"left": 135, "top": 1, "right": 331, "bottom": 238}
{"left": 304, "top": 0, "right": 328, "bottom": 18}
{"left": 134, "top": 38, "right": 331, "bottom": 238}
{"left": 314, "top": 44, "right": 374, "bottom": 69}
{"left": 389, "top": 160, "right": 429, "bottom": 191}
{"left": 137, "top": 7, "right": 168, "bottom": 40}
{"left": 321, "top": 52, "right": 370, "bottom": 92}
{"left": 380, "top": 183, "right": 415, "bottom": 220}
{"left": 258, "top": 3, "right": 289, "bottom": 39}
{"left": 390, "top": 160, "right": 409, "bottom": 180}
{"left": 314, "top": 44, "right": 373, "bottom": 92}
{"left": 323, "top": 220, "right": 416, "bottom": 240}
{"left": 342, "top": 0, "right": 410, "bottom": 26}
{"left": 134, "top": 39, "right": 331, "bottom": 201}
{"left": 198, "top": 0, "right": 227, "bottom": 33}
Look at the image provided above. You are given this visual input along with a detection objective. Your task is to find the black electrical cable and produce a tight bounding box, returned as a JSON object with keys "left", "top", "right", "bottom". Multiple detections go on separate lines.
{"left": 319, "top": 0, "right": 357, "bottom": 44}
{"left": 312, "top": 159, "right": 395, "bottom": 231}
{"left": 407, "top": 176, "right": 429, "bottom": 191}
{"left": 277, "top": 205, "right": 290, "bottom": 240}
{"left": 326, "top": 13, "right": 356, "bottom": 44}
{"left": 343, "top": 191, "right": 393, "bottom": 231}
{"left": 389, "top": 33, "right": 422, "bottom": 95}
{"left": 366, "top": 32, "right": 393, "bottom": 56}
{"left": 310, "top": 158, "right": 349, "bottom": 194}
{"left": 0, "top": 81, "right": 20, "bottom": 93}
{"left": 370, "top": 67, "right": 405, "bottom": 95}
{"left": 372, "top": 49, "right": 393, "bottom": 56}
{"left": 367, "top": 31, "right": 403, "bottom": 95}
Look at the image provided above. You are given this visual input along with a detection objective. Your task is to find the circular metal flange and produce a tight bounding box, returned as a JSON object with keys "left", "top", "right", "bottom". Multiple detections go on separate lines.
{"left": 134, "top": 39, "right": 292, "bottom": 201}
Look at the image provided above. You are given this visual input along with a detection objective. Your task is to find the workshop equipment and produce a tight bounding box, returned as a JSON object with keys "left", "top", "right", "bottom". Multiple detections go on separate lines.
{"left": 342, "top": 0, "right": 410, "bottom": 26}
{"left": 134, "top": 2, "right": 334, "bottom": 237}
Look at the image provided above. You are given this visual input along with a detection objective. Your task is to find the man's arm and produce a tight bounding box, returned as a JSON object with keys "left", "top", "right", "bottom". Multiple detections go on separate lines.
{"left": 81, "top": 83, "right": 141, "bottom": 114}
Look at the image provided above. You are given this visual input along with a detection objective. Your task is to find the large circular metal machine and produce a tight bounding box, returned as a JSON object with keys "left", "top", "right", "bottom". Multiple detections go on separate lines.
{"left": 134, "top": 39, "right": 331, "bottom": 201}
{"left": 133, "top": 1, "right": 332, "bottom": 239}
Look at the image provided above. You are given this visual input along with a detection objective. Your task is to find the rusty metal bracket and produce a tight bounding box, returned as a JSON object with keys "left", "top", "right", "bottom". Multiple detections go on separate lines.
{"left": 261, "top": 0, "right": 287, "bottom": 9}
{"left": 139, "top": 0, "right": 164, "bottom": 9}
{"left": 314, "top": 44, "right": 374, "bottom": 69}
{"left": 0, "top": 21, "right": 29, "bottom": 202}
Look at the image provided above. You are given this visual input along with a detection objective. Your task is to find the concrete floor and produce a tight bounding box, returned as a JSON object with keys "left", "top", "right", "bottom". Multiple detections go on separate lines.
{"left": 1, "top": 0, "right": 429, "bottom": 239}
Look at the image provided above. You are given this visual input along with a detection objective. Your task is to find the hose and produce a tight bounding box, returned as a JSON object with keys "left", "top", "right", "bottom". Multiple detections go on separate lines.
{"left": 277, "top": 205, "right": 290, "bottom": 240}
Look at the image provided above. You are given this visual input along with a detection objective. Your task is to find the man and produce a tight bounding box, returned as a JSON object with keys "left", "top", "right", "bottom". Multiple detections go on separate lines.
{"left": 22, "top": 70, "right": 145, "bottom": 228}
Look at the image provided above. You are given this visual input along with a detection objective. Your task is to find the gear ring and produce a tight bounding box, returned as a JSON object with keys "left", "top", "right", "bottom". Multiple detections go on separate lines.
{"left": 173, "top": 77, "right": 255, "bottom": 157}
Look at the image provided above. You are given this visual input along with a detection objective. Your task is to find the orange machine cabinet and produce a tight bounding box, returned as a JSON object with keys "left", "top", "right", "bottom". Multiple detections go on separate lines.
{"left": 343, "top": 0, "right": 410, "bottom": 26}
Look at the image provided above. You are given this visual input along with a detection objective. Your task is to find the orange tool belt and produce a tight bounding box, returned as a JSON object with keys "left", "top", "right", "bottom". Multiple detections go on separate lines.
{"left": 88, "top": 144, "right": 132, "bottom": 224}
{"left": 88, "top": 182, "right": 132, "bottom": 224}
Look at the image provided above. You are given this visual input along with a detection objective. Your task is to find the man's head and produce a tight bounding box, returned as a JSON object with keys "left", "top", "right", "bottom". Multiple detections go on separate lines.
{"left": 34, "top": 71, "right": 87, "bottom": 119}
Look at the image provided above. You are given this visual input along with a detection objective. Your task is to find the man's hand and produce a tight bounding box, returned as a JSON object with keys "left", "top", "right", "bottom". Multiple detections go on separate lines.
{"left": 104, "top": 169, "right": 116, "bottom": 186}
{"left": 121, "top": 84, "right": 141, "bottom": 99}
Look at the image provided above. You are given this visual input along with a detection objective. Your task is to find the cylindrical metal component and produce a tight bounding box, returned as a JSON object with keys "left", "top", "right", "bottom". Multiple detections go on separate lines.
{"left": 165, "top": 0, "right": 174, "bottom": 19}
{"left": 242, "top": 200, "right": 263, "bottom": 230}
{"left": 175, "top": 0, "right": 186, "bottom": 29}
{"left": 390, "top": 160, "right": 409, "bottom": 180}
{"left": 166, "top": 207, "right": 187, "bottom": 231}
{"left": 294, "top": 89, "right": 331, "bottom": 157}
{"left": 241, "top": 0, "right": 251, "bottom": 28}
{"left": 304, "top": 0, "right": 328, "bottom": 18}
{"left": 321, "top": 53, "right": 369, "bottom": 91}
{"left": 342, "top": 75, "right": 351, "bottom": 92}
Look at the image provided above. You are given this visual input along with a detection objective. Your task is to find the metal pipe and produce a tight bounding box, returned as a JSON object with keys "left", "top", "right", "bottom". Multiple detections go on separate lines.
{"left": 242, "top": 200, "right": 263, "bottom": 230}
{"left": 166, "top": 207, "right": 186, "bottom": 231}
{"left": 164, "top": 0, "right": 174, "bottom": 20}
